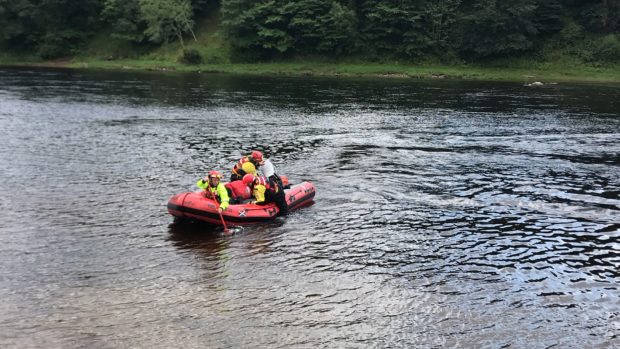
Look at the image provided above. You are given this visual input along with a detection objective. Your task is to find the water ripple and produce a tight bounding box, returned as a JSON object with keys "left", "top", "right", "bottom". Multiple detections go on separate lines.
{"left": 1, "top": 68, "right": 619, "bottom": 348}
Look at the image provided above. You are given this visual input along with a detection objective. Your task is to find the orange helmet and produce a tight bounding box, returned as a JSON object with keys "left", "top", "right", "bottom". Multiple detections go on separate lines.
{"left": 242, "top": 174, "right": 255, "bottom": 186}
{"left": 208, "top": 170, "right": 222, "bottom": 179}
{"left": 251, "top": 150, "right": 263, "bottom": 162}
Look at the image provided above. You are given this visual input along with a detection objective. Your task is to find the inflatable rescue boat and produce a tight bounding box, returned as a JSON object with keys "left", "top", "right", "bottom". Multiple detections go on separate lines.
{"left": 167, "top": 181, "right": 315, "bottom": 226}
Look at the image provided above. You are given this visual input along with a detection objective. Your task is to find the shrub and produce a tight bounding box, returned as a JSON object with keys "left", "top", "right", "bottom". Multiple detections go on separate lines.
{"left": 178, "top": 48, "right": 203, "bottom": 64}
{"left": 36, "top": 31, "right": 80, "bottom": 59}
{"left": 202, "top": 46, "right": 231, "bottom": 64}
{"left": 591, "top": 34, "right": 620, "bottom": 63}
{"left": 558, "top": 21, "right": 585, "bottom": 47}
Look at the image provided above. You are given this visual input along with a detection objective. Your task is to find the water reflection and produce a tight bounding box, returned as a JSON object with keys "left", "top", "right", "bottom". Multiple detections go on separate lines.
{"left": 168, "top": 220, "right": 230, "bottom": 252}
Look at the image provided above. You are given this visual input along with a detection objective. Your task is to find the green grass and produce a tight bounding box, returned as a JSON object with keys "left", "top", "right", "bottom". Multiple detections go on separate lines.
{"left": 60, "top": 58, "right": 620, "bottom": 83}
{"left": 3, "top": 49, "right": 618, "bottom": 83}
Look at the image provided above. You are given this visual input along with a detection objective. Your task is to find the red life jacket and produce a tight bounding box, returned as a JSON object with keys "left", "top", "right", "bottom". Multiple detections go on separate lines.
{"left": 225, "top": 180, "right": 252, "bottom": 200}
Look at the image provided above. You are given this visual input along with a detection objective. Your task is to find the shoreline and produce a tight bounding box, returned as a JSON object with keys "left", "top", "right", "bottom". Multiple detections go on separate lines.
{"left": 2, "top": 59, "right": 620, "bottom": 84}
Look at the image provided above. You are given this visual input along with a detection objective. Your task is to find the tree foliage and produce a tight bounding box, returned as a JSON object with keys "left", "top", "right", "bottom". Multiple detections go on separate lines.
{"left": 139, "top": 0, "right": 197, "bottom": 46}
{"left": 424, "top": 0, "right": 461, "bottom": 49}
{"left": 0, "top": 0, "right": 103, "bottom": 57}
{"left": 571, "top": 0, "right": 620, "bottom": 33}
{"left": 221, "top": 0, "right": 356, "bottom": 57}
{"left": 358, "top": 0, "right": 424, "bottom": 58}
{"left": 0, "top": 0, "right": 37, "bottom": 47}
{"left": 533, "top": 0, "right": 563, "bottom": 35}
{"left": 102, "top": 0, "right": 146, "bottom": 43}
{"left": 0, "top": 0, "right": 618, "bottom": 63}
{"left": 220, "top": 0, "right": 293, "bottom": 56}
{"left": 456, "top": 0, "right": 539, "bottom": 59}
{"left": 284, "top": 0, "right": 357, "bottom": 55}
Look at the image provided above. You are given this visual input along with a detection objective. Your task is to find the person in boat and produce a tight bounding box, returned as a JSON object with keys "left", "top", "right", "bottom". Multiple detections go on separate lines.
{"left": 242, "top": 174, "right": 288, "bottom": 216}
{"left": 196, "top": 170, "right": 229, "bottom": 212}
{"left": 225, "top": 179, "right": 252, "bottom": 204}
{"left": 259, "top": 157, "right": 286, "bottom": 191}
{"left": 230, "top": 150, "right": 265, "bottom": 182}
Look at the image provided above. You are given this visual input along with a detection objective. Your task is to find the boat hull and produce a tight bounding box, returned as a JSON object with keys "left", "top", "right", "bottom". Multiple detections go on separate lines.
{"left": 167, "top": 181, "right": 315, "bottom": 226}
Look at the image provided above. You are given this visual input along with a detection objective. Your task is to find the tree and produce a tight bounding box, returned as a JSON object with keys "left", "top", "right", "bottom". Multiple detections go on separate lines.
{"left": 189, "top": 0, "right": 215, "bottom": 16}
{"left": 283, "top": 0, "right": 357, "bottom": 55}
{"left": 139, "top": 0, "right": 197, "bottom": 46}
{"left": 572, "top": 0, "right": 620, "bottom": 33}
{"left": 0, "top": 0, "right": 37, "bottom": 48}
{"left": 423, "top": 0, "right": 461, "bottom": 52}
{"left": 358, "top": 0, "right": 426, "bottom": 58}
{"left": 102, "top": 0, "right": 147, "bottom": 43}
{"left": 532, "top": 0, "right": 563, "bottom": 35}
{"left": 0, "top": 0, "right": 103, "bottom": 58}
{"left": 455, "top": 0, "right": 539, "bottom": 59}
{"left": 220, "top": 0, "right": 294, "bottom": 56}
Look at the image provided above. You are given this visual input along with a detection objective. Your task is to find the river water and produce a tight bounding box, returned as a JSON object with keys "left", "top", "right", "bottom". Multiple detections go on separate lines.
{"left": 0, "top": 67, "right": 618, "bottom": 348}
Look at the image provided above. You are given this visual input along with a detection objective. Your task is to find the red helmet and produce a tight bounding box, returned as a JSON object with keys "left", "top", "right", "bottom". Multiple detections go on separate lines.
{"left": 251, "top": 150, "right": 263, "bottom": 162}
{"left": 208, "top": 170, "right": 222, "bottom": 179}
{"left": 242, "top": 174, "right": 255, "bottom": 186}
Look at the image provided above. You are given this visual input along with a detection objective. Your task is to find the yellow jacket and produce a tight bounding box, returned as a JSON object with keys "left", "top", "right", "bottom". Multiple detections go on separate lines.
{"left": 196, "top": 179, "right": 230, "bottom": 210}
{"left": 231, "top": 156, "right": 258, "bottom": 177}
{"left": 251, "top": 184, "right": 267, "bottom": 204}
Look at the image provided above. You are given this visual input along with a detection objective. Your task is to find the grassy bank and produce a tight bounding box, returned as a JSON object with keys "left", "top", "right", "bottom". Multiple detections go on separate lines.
{"left": 2, "top": 54, "right": 620, "bottom": 83}
{"left": 70, "top": 59, "right": 620, "bottom": 83}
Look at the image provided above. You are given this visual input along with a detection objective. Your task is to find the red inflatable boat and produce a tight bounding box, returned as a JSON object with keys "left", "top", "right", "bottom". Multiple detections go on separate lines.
{"left": 167, "top": 181, "right": 315, "bottom": 226}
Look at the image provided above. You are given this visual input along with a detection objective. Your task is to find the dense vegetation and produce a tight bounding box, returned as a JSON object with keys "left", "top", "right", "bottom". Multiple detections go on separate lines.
{"left": 1, "top": 0, "right": 619, "bottom": 67}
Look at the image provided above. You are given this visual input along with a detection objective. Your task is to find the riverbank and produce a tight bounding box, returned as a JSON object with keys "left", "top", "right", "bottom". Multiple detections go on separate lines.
{"left": 3, "top": 57, "right": 620, "bottom": 83}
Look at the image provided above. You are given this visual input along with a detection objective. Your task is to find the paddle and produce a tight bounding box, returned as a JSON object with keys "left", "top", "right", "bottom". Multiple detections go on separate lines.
{"left": 207, "top": 189, "right": 229, "bottom": 234}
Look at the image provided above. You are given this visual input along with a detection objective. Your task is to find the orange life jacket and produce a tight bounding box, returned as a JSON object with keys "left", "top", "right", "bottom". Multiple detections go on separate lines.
{"left": 232, "top": 156, "right": 252, "bottom": 176}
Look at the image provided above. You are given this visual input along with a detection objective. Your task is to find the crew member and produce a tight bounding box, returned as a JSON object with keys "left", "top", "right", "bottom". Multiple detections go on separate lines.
{"left": 230, "top": 150, "right": 265, "bottom": 181}
{"left": 242, "top": 174, "right": 288, "bottom": 216}
{"left": 197, "top": 170, "right": 229, "bottom": 212}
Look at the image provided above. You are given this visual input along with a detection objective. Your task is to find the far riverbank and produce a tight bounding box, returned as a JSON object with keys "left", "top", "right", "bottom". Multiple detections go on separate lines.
{"left": 2, "top": 58, "right": 620, "bottom": 84}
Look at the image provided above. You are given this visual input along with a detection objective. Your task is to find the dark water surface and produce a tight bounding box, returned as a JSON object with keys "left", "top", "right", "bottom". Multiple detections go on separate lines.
{"left": 0, "top": 67, "right": 618, "bottom": 348}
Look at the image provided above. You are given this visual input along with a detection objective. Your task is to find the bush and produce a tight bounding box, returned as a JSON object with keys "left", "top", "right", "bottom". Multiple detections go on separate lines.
{"left": 203, "top": 47, "right": 230, "bottom": 64}
{"left": 558, "top": 21, "right": 585, "bottom": 47}
{"left": 178, "top": 48, "right": 203, "bottom": 64}
{"left": 591, "top": 34, "right": 620, "bottom": 63}
{"left": 36, "top": 31, "right": 79, "bottom": 59}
